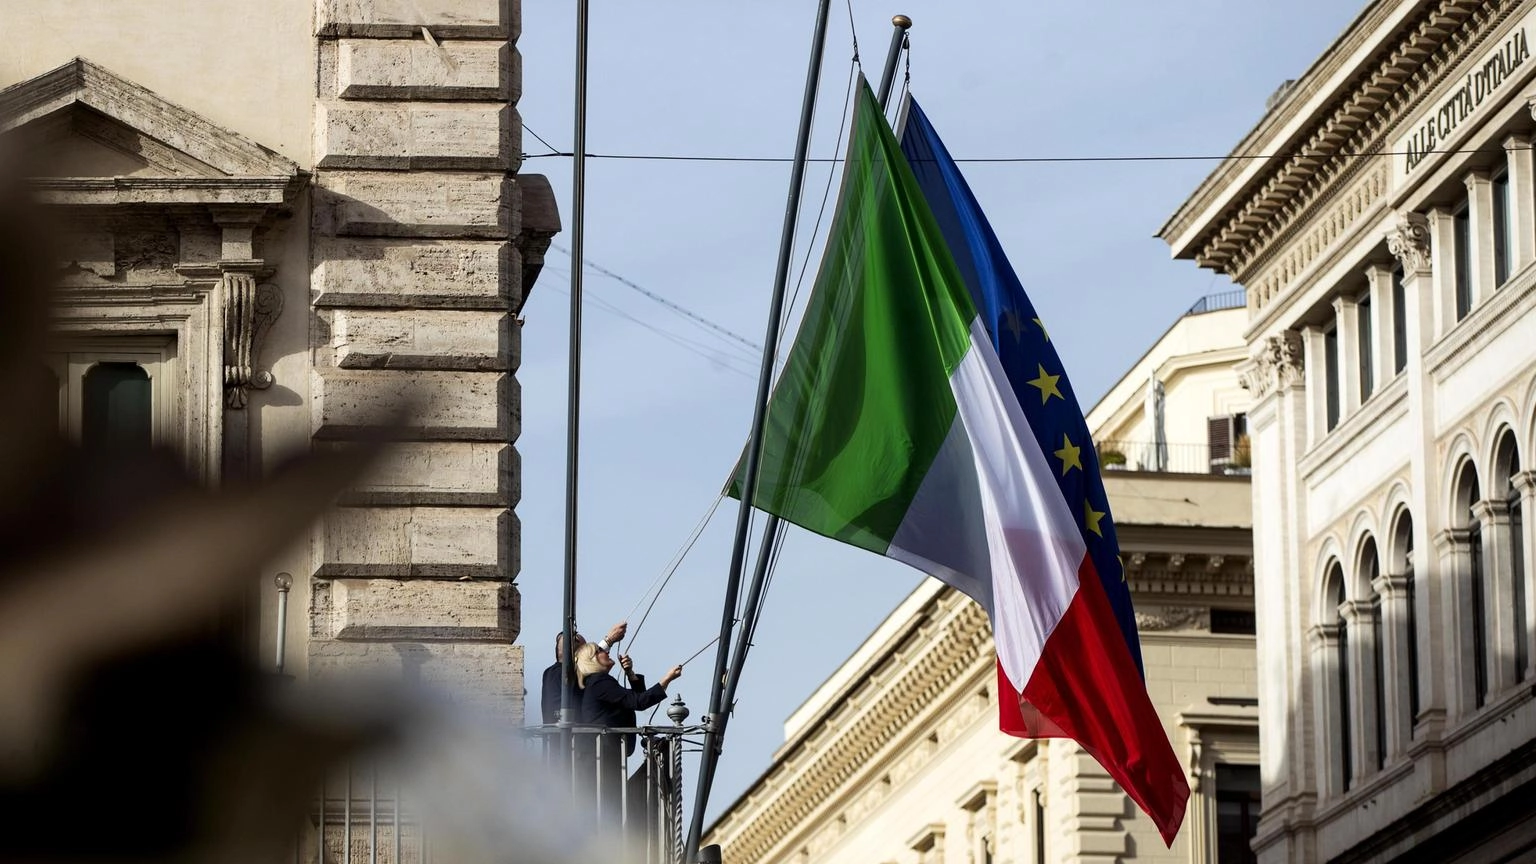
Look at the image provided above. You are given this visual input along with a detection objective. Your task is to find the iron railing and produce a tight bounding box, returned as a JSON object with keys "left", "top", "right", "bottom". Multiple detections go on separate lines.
{"left": 290, "top": 720, "right": 704, "bottom": 864}
{"left": 1096, "top": 439, "right": 1251, "bottom": 475}
{"left": 1184, "top": 289, "right": 1246, "bottom": 316}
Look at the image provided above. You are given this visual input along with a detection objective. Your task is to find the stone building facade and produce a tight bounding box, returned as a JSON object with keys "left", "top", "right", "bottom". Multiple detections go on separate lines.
{"left": 1161, "top": 0, "right": 1536, "bottom": 860}
{"left": 0, "top": 0, "right": 556, "bottom": 721}
{"left": 704, "top": 299, "right": 1258, "bottom": 864}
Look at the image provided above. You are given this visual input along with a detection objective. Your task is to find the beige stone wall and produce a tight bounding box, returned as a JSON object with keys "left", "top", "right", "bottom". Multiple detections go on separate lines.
{"left": 307, "top": 0, "right": 536, "bottom": 720}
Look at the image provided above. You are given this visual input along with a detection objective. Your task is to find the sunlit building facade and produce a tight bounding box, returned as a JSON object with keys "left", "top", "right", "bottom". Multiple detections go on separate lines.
{"left": 1161, "top": 1, "right": 1536, "bottom": 860}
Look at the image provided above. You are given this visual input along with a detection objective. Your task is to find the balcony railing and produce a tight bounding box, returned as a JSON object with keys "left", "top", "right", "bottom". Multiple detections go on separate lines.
{"left": 290, "top": 718, "right": 704, "bottom": 864}
{"left": 1096, "top": 439, "right": 1250, "bottom": 475}
{"left": 1184, "top": 289, "right": 1246, "bottom": 316}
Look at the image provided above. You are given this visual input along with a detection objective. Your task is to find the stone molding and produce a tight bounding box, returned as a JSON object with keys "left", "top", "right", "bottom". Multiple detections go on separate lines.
{"left": 1387, "top": 211, "right": 1433, "bottom": 275}
{"left": 0, "top": 58, "right": 304, "bottom": 179}
{"left": 1135, "top": 605, "right": 1211, "bottom": 632}
{"left": 711, "top": 589, "right": 993, "bottom": 863}
{"left": 1238, "top": 330, "right": 1305, "bottom": 399}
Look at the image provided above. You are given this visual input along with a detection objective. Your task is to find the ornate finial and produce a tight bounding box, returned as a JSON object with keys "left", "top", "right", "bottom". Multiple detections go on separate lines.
{"left": 1386, "top": 212, "right": 1431, "bottom": 275}
{"left": 274, "top": 572, "right": 293, "bottom": 592}
{"left": 892, "top": 14, "right": 912, "bottom": 28}
{"left": 667, "top": 694, "right": 690, "bottom": 725}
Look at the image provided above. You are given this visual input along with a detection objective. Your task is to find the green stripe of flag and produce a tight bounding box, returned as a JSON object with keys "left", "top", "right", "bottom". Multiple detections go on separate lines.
{"left": 730, "top": 80, "right": 979, "bottom": 553}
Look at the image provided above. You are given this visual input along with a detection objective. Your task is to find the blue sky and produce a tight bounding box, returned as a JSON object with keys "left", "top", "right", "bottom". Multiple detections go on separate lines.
{"left": 512, "top": 1, "right": 1362, "bottom": 822}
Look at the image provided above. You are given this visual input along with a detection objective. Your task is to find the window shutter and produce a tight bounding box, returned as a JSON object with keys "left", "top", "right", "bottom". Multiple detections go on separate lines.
{"left": 1208, "top": 415, "right": 1235, "bottom": 464}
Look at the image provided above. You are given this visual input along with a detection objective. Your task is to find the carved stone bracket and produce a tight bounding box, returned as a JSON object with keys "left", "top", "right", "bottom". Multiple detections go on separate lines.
{"left": 222, "top": 270, "right": 281, "bottom": 408}
{"left": 1386, "top": 212, "right": 1431, "bottom": 276}
{"left": 1135, "top": 605, "right": 1209, "bottom": 632}
{"left": 1238, "top": 330, "right": 1305, "bottom": 399}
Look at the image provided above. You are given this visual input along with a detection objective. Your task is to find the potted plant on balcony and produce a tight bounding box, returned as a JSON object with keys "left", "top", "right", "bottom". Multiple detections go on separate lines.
{"left": 1098, "top": 443, "right": 1128, "bottom": 470}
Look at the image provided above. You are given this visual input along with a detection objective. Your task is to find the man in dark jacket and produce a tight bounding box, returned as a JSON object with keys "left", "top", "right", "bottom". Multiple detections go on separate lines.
{"left": 539, "top": 621, "right": 626, "bottom": 725}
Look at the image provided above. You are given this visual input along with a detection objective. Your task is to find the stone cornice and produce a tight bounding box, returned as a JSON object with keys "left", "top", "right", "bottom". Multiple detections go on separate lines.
{"left": 1162, "top": 1, "right": 1507, "bottom": 301}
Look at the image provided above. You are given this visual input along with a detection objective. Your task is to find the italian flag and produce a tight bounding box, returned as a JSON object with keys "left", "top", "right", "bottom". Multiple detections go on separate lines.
{"left": 731, "top": 81, "right": 1189, "bottom": 843}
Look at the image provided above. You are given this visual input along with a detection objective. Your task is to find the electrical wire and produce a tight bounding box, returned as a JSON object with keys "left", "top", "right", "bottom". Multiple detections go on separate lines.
{"left": 553, "top": 244, "right": 763, "bottom": 353}
{"left": 541, "top": 268, "right": 758, "bottom": 377}
{"left": 521, "top": 122, "right": 562, "bottom": 156}
{"left": 522, "top": 143, "right": 1530, "bottom": 165}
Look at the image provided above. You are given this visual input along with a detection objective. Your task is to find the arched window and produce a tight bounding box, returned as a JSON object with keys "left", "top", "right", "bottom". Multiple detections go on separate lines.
{"left": 1360, "top": 538, "right": 1385, "bottom": 772}
{"left": 1392, "top": 512, "right": 1419, "bottom": 727}
{"left": 1454, "top": 462, "right": 1488, "bottom": 708}
{"left": 1495, "top": 431, "right": 1527, "bottom": 681}
{"left": 1326, "top": 564, "right": 1352, "bottom": 791}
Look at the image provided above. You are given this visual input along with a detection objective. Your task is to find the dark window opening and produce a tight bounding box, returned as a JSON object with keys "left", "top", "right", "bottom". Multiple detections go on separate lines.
{"left": 82, "top": 362, "right": 151, "bottom": 452}
{"left": 1455, "top": 204, "right": 1472, "bottom": 320}
{"left": 1215, "top": 763, "right": 1261, "bottom": 864}
{"left": 1211, "top": 608, "right": 1257, "bottom": 635}
{"left": 1324, "top": 326, "right": 1341, "bottom": 431}
{"left": 1391, "top": 265, "right": 1407, "bottom": 375}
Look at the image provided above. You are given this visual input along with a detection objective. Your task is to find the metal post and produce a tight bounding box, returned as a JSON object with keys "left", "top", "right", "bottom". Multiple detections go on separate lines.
{"left": 273, "top": 572, "right": 292, "bottom": 675}
{"left": 683, "top": 3, "right": 834, "bottom": 861}
{"left": 343, "top": 770, "right": 352, "bottom": 864}
{"left": 559, "top": 0, "right": 592, "bottom": 729}
{"left": 875, "top": 15, "right": 912, "bottom": 109}
{"left": 369, "top": 768, "right": 378, "bottom": 864}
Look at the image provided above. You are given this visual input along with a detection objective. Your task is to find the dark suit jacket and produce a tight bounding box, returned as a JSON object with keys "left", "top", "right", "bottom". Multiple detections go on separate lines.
{"left": 540, "top": 661, "right": 580, "bottom": 725}
{"left": 581, "top": 672, "right": 667, "bottom": 755}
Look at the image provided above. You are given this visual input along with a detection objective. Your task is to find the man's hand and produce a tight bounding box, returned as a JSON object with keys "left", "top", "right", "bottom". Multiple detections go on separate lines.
{"left": 605, "top": 621, "right": 628, "bottom": 645}
{"left": 660, "top": 664, "right": 683, "bottom": 688}
{"left": 619, "top": 654, "right": 634, "bottom": 675}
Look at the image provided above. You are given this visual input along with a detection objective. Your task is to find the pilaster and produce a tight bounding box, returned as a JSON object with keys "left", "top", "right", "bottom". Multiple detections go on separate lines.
{"left": 1339, "top": 600, "right": 1382, "bottom": 781}
{"left": 1514, "top": 471, "right": 1536, "bottom": 684}
{"left": 1465, "top": 170, "right": 1496, "bottom": 309}
{"left": 1475, "top": 498, "right": 1520, "bottom": 695}
{"left": 1309, "top": 622, "right": 1349, "bottom": 799}
{"left": 1434, "top": 528, "right": 1478, "bottom": 720}
{"left": 1504, "top": 134, "right": 1535, "bottom": 272}
{"left": 1388, "top": 211, "right": 1445, "bottom": 738}
{"left": 1333, "top": 294, "right": 1361, "bottom": 415}
{"left": 1371, "top": 572, "right": 1411, "bottom": 762}
{"left": 307, "top": 0, "right": 558, "bottom": 722}
{"left": 1364, "top": 264, "right": 1393, "bottom": 394}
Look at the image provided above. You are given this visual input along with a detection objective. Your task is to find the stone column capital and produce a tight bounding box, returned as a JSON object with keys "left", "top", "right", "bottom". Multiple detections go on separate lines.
{"left": 1387, "top": 211, "right": 1432, "bottom": 276}
{"left": 1372, "top": 572, "right": 1409, "bottom": 598}
{"left": 1239, "top": 330, "right": 1305, "bottom": 399}
{"left": 1511, "top": 470, "right": 1536, "bottom": 495}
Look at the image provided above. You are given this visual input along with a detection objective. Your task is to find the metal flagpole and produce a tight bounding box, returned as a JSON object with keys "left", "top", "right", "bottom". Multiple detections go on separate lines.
{"left": 682, "top": 2, "right": 834, "bottom": 861}
{"left": 875, "top": 15, "right": 912, "bottom": 109}
{"left": 559, "top": 0, "right": 592, "bottom": 729}
{"left": 683, "top": 16, "right": 915, "bottom": 860}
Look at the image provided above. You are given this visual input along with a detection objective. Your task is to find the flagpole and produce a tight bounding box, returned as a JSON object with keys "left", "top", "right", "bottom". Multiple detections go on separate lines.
{"left": 875, "top": 14, "right": 912, "bottom": 109}
{"left": 683, "top": 2, "right": 833, "bottom": 860}
{"left": 558, "top": 0, "right": 591, "bottom": 729}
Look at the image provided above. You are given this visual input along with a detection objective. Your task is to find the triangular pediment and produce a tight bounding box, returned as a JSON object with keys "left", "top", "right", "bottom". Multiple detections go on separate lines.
{"left": 0, "top": 58, "right": 301, "bottom": 180}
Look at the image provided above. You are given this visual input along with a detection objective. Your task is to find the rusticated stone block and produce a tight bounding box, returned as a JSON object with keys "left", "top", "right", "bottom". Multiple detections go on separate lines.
{"left": 329, "top": 309, "right": 514, "bottom": 371}
{"left": 307, "top": 640, "right": 525, "bottom": 721}
{"left": 312, "top": 238, "right": 518, "bottom": 309}
{"left": 338, "top": 441, "right": 516, "bottom": 507}
{"left": 311, "top": 578, "right": 519, "bottom": 641}
{"left": 317, "top": 102, "right": 515, "bottom": 171}
{"left": 314, "top": 171, "right": 518, "bottom": 239}
{"left": 318, "top": 506, "right": 516, "bottom": 579}
{"left": 336, "top": 39, "right": 517, "bottom": 101}
{"left": 312, "top": 369, "right": 517, "bottom": 440}
{"left": 316, "top": 0, "right": 517, "bottom": 40}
